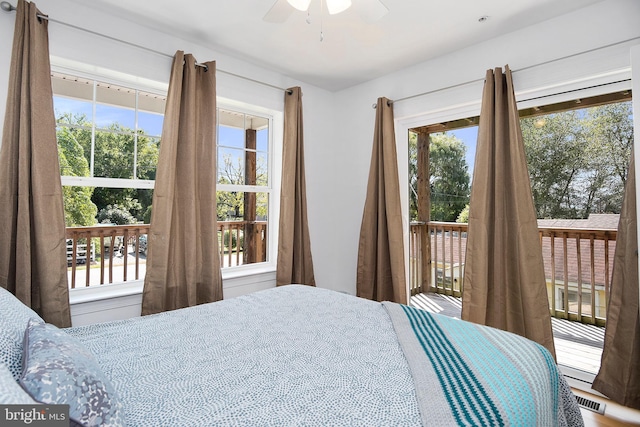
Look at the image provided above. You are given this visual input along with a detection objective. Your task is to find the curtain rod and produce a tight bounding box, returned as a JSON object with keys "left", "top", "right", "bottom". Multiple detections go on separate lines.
{"left": 0, "top": 1, "right": 293, "bottom": 94}
{"left": 372, "top": 36, "right": 640, "bottom": 109}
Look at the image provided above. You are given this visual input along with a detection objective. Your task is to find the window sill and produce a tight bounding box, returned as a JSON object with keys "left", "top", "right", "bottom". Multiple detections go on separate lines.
{"left": 221, "top": 263, "right": 276, "bottom": 280}
{"left": 69, "top": 281, "right": 144, "bottom": 305}
{"left": 68, "top": 264, "right": 277, "bottom": 305}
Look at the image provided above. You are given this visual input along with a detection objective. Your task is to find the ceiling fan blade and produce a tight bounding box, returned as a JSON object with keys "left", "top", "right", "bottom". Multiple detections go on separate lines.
{"left": 263, "top": 0, "right": 294, "bottom": 23}
{"left": 357, "top": 0, "right": 388, "bottom": 23}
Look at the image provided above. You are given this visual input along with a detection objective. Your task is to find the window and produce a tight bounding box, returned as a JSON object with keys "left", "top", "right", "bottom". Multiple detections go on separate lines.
{"left": 216, "top": 108, "right": 273, "bottom": 268}
{"left": 53, "top": 69, "right": 277, "bottom": 289}
{"left": 53, "top": 72, "right": 161, "bottom": 225}
{"left": 407, "top": 89, "right": 632, "bottom": 380}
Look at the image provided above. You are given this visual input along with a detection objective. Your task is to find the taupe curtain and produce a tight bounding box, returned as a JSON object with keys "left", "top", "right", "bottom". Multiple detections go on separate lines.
{"left": 592, "top": 152, "right": 640, "bottom": 409}
{"left": 276, "top": 87, "right": 316, "bottom": 286}
{"left": 141, "top": 52, "right": 222, "bottom": 315}
{"left": 356, "top": 97, "right": 407, "bottom": 304}
{"left": 0, "top": 0, "right": 71, "bottom": 327}
{"left": 461, "top": 66, "right": 555, "bottom": 357}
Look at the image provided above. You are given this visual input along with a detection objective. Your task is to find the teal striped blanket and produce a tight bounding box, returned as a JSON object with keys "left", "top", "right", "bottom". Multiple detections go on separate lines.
{"left": 383, "top": 302, "right": 584, "bottom": 427}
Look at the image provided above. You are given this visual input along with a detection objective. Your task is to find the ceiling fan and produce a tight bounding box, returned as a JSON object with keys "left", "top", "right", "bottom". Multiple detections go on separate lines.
{"left": 263, "top": 0, "right": 388, "bottom": 24}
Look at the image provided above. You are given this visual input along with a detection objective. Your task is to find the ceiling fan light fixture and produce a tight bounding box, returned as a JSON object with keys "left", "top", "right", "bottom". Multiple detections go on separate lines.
{"left": 326, "top": 0, "right": 352, "bottom": 14}
{"left": 287, "top": 0, "right": 312, "bottom": 11}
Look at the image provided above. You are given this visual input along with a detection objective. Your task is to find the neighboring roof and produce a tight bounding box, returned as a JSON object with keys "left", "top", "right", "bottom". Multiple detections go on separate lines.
{"left": 537, "top": 214, "right": 619, "bottom": 230}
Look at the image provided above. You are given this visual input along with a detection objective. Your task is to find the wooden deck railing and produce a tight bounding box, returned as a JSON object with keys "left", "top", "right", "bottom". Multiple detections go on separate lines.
{"left": 66, "top": 221, "right": 267, "bottom": 289}
{"left": 217, "top": 221, "right": 268, "bottom": 268}
{"left": 410, "top": 221, "right": 616, "bottom": 326}
{"left": 66, "top": 224, "right": 150, "bottom": 289}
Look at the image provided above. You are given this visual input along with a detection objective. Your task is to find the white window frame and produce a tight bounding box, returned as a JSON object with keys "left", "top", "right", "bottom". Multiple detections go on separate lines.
{"left": 215, "top": 97, "right": 282, "bottom": 276}
{"left": 51, "top": 57, "right": 283, "bottom": 292}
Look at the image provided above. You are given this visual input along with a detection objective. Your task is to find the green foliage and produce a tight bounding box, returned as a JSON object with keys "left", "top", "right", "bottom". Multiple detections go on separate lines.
{"left": 522, "top": 101, "right": 632, "bottom": 218}
{"left": 56, "top": 112, "right": 159, "bottom": 224}
{"left": 56, "top": 120, "right": 98, "bottom": 226}
{"left": 456, "top": 204, "right": 470, "bottom": 223}
{"left": 62, "top": 186, "right": 98, "bottom": 227}
{"left": 97, "top": 204, "right": 137, "bottom": 225}
{"left": 409, "top": 132, "right": 471, "bottom": 222}
{"left": 430, "top": 133, "right": 471, "bottom": 222}
{"left": 143, "top": 205, "right": 153, "bottom": 224}
{"left": 216, "top": 153, "right": 268, "bottom": 221}
{"left": 408, "top": 132, "right": 419, "bottom": 220}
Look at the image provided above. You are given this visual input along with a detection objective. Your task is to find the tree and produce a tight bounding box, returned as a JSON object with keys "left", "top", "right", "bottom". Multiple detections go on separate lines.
{"left": 522, "top": 101, "right": 633, "bottom": 219}
{"left": 56, "top": 112, "right": 160, "bottom": 223}
{"left": 409, "top": 131, "right": 471, "bottom": 222}
{"left": 216, "top": 152, "right": 268, "bottom": 221}
{"left": 521, "top": 111, "right": 585, "bottom": 218}
{"left": 456, "top": 204, "right": 470, "bottom": 223}
{"left": 56, "top": 117, "right": 97, "bottom": 226}
{"left": 429, "top": 133, "right": 471, "bottom": 222}
{"left": 581, "top": 102, "right": 633, "bottom": 215}
{"left": 97, "top": 204, "right": 137, "bottom": 225}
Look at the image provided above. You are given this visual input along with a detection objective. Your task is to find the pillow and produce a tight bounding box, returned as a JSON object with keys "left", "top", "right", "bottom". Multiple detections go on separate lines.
{"left": 0, "top": 361, "right": 37, "bottom": 405}
{"left": 19, "top": 319, "right": 126, "bottom": 427}
{"left": 0, "top": 287, "right": 44, "bottom": 380}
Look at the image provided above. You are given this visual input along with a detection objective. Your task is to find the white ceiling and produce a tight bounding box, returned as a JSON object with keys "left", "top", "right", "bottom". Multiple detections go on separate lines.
{"left": 79, "top": 0, "right": 604, "bottom": 91}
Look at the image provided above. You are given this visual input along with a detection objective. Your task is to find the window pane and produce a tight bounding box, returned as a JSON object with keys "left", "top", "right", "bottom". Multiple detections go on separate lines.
{"left": 96, "top": 104, "right": 135, "bottom": 131}
{"left": 63, "top": 186, "right": 99, "bottom": 227}
{"left": 138, "top": 111, "right": 164, "bottom": 137}
{"left": 256, "top": 128, "right": 268, "bottom": 153}
{"left": 137, "top": 136, "right": 160, "bottom": 180}
{"left": 217, "top": 191, "right": 269, "bottom": 268}
{"left": 216, "top": 191, "right": 268, "bottom": 221}
{"left": 54, "top": 96, "right": 93, "bottom": 125}
{"left": 95, "top": 81, "right": 136, "bottom": 130}
{"left": 218, "top": 147, "right": 245, "bottom": 185}
{"left": 62, "top": 186, "right": 153, "bottom": 227}
{"left": 521, "top": 101, "right": 632, "bottom": 218}
{"left": 94, "top": 130, "right": 135, "bottom": 179}
{"left": 218, "top": 124, "right": 245, "bottom": 149}
{"left": 256, "top": 152, "right": 268, "bottom": 186}
{"left": 57, "top": 126, "right": 92, "bottom": 178}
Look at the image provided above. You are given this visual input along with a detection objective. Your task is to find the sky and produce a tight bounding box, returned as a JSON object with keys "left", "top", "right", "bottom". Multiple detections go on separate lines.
{"left": 449, "top": 126, "right": 478, "bottom": 180}
{"left": 54, "top": 96, "right": 164, "bottom": 137}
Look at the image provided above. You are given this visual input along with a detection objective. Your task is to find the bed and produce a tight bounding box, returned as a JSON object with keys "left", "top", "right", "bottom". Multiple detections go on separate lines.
{"left": 0, "top": 284, "right": 583, "bottom": 426}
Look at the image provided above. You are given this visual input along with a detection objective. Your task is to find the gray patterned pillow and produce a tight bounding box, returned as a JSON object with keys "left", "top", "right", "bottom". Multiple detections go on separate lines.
{"left": 0, "top": 286, "right": 44, "bottom": 380}
{"left": 0, "top": 361, "right": 37, "bottom": 404}
{"left": 19, "top": 319, "right": 126, "bottom": 427}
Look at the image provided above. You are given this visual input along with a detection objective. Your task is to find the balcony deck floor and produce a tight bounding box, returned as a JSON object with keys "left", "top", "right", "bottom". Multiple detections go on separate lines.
{"left": 410, "top": 292, "right": 604, "bottom": 375}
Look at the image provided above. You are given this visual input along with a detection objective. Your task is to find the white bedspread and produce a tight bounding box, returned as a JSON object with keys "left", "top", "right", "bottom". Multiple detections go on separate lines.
{"left": 67, "top": 286, "right": 423, "bottom": 426}
{"left": 66, "top": 285, "right": 583, "bottom": 426}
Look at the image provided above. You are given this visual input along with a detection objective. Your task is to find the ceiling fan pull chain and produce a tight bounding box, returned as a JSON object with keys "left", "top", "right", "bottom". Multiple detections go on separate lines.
{"left": 320, "top": 0, "right": 324, "bottom": 41}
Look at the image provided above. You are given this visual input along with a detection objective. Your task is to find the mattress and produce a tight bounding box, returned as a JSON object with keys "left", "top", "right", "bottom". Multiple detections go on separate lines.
{"left": 65, "top": 285, "right": 583, "bottom": 426}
